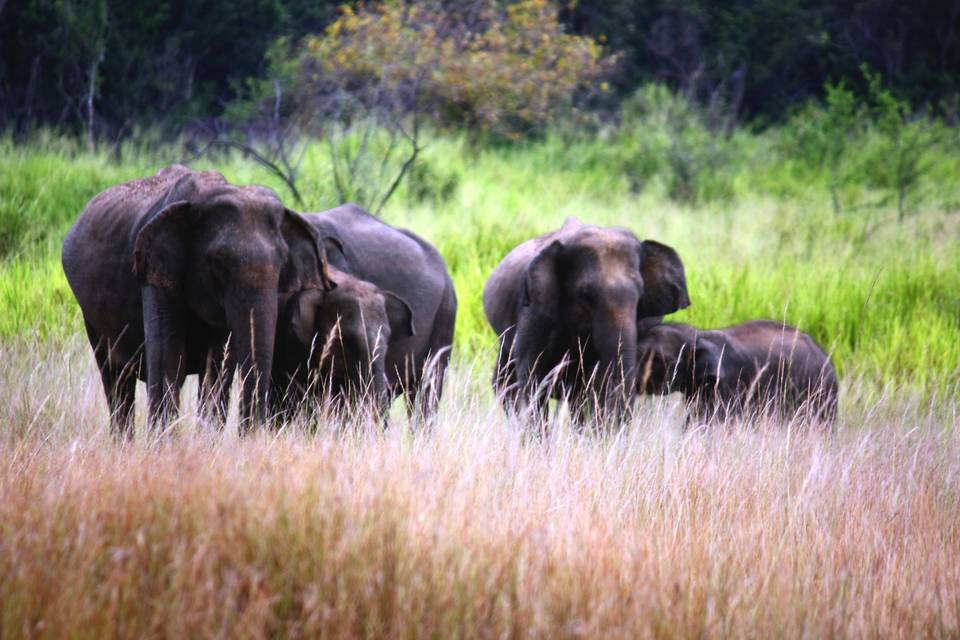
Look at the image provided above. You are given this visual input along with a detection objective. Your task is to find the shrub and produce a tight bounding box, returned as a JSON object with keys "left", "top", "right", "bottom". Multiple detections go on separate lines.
{"left": 297, "top": 0, "right": 615, "bottom": 139}
{"left": 777, "top": 81, "right": 862, "bottom": 214}
{"left": 615, "top": 84, "right": 737, "bottom": 204}
{"left": 858, "top": 67, "right": 944, "bottom": 222}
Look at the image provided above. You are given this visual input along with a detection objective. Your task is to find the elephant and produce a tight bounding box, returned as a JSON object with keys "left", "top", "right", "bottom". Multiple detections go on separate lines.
{"left": 61, "top": 165, "right": 333, "bottom": 436}
{"left": 482, "top": 217, "right": 690, "bottom": 426}
{"left": 635, "top": 320, "right": 839, "bottom": 425}
{"left": 272, "top": 264, "right": 415, "bottom": 420}
{"left": 275, "top": 203, "right": 457, "bottom": 423}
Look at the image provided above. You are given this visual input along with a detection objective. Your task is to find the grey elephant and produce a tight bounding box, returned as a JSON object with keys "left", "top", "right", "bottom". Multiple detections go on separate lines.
{"left": 636, "top": 320, "right": 839, "bottom": 425}
{"left": 482, "top": 217, "right": 690, "bottom": 425}
{"left": 61, "top": 165, "right": 333, "bottom": 436}
{"left": 274, "top": 204, "right": 457, "bottom": 423}
{"left": 272, "top": 263, "right": 414, "bottom": 420}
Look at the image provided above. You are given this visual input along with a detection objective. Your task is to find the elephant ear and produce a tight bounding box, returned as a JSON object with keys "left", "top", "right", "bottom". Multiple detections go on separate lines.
{"left": 281, "top": 209, "right": 337, "bottom": 293}
{"left": 290, "top": 288, "right": 327, "bottom": 346}
{"left": 132, "top": 200, "right": 191, "bottom": 291}
{"left": 637, "top": 240, "right": 690, "bottom": 319}
{"left": 383, "top": 291, "right": 415, "bottom": 339}
{"left": 520, "top": 240, "right": 564, "bottom": 317}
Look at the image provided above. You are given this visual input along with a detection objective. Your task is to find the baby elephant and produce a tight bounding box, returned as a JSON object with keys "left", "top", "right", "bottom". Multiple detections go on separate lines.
{"left": 274, "top": 204, "right": 457, "bottom": 426}
{"left": 636, "top": 321, "right": 839, "bottom": 425}
{"left": 273, "top": 265, "right": 415, "bottom": 420}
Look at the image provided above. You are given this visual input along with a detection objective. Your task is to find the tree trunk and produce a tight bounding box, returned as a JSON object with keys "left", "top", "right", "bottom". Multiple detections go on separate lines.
{"left": 24, "top": 56, "right": 40, "bottom": 127}
{"left": 85, "top": 54, "right": 103, "bottom": 153}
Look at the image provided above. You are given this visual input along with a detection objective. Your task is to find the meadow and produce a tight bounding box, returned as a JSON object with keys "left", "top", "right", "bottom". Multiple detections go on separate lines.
{"left": 1, "top": 112, "right": 959, "bottom": 636}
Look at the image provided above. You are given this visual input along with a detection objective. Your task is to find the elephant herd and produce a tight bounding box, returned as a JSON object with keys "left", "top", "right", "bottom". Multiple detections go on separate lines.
{"left": 62, "top": 166, "right": 838, "bottom": 437}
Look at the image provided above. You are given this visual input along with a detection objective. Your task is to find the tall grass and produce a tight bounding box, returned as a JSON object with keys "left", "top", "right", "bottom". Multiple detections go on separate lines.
{"left": 1, "top": 129, "right": 958, "bottom": 391}
{"left": 0, "top": 340, "right": 958, "bottom": 637}
{"left": 1, "top": 104, "right": 959, "bottom": 635}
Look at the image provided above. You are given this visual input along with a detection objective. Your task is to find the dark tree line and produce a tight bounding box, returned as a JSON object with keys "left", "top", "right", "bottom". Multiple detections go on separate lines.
{"left": 1, "top": 0, "right": 958, "bottom": 141}
{"left": 561, "top": 0, "right": 960, "bottom": 121}
{"left": 0, "top": 0, "right": 343, "bottom": 140}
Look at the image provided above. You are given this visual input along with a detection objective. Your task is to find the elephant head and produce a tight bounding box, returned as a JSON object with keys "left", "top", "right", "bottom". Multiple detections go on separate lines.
{"left": 516, "top": 221, "right": 689, "bottom": 418}
{"left": 278, "top": 269, "right": 415, "bottom": 417}
{"left": 636, "top": 323, "right": 722, "bottom": 397}
{"left": 132, "top": 169, "right": 333, "bottom": 423}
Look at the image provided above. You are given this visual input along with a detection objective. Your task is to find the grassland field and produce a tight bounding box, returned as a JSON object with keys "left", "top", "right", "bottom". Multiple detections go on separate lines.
{"left": 2, "top": 130, "right": 958, "bottom": 391}
{"left": 0, "top": 128, "right": 958, "bottom": 637}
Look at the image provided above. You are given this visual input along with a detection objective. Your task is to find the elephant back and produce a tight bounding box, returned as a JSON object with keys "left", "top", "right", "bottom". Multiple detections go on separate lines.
{"left": 303, "top": 204, "right": 449, "bottom": 340}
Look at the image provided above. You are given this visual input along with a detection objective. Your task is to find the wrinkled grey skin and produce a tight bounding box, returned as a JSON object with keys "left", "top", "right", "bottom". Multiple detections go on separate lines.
{"left": 273, "top": 264, "right": 414, "bottom": 420}
{"left": 636, "top": 321, "right": 839, "bottom": 425}
{"left": 61, "top": 165, "right": 332, "bottom": 436}
{"left": 276, "top": 204, "right": 457, "bottom": 423}
{"left": 483, "top": 217, "right": 690, "bottom": 426}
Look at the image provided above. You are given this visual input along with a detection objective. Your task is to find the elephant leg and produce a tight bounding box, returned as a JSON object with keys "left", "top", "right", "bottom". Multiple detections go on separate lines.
{"left": 142, "top": 286, "right": 187, "bottom": 430}
{"left": 493, "top": 337, "right": 554, "bottom": 433}
{"left": 85, "top": 321, "right": 137, "bottom": 439}
{"left": 403, "top": 380, "right": 433, "bottom": 430}
{"left": 414, "top": 378, "right": 440, "bottom": 427}
{"left": 564, "top": 389, "right": 590, "bottom": 434}
{"left": 396, "top": 358, "right": 425, "bottom": 427}
{"left": 198, "top": 341, "right": 232, "bottom": 427}
{"left": 492, "top": 333, "right": 522, "bottom": 416}
{"left": 274, "top": 372, "right": 307, "bottom": 426}
{"left": 408, "top": 348, "right": 451, "bottom": 428}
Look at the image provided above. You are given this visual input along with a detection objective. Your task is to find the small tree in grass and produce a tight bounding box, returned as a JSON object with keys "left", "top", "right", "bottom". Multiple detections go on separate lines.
{"left": 780, "top": 66, "right": 946, "bottom": 222}
{"left": 778, "top": 80, "right": 861, "bottom": 215}
{"left": 860, "top": 66, "right": 942, "bottom": 223}
{"left": 223, "top": 0, "right": 615, "bottom": 212}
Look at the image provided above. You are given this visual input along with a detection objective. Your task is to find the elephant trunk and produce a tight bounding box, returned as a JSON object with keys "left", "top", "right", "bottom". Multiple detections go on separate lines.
{"left": 227, "top": 288, "right": 279, "bottom": 430}
{"left": 592, "top": 314, "right": 638, "bottom": 421}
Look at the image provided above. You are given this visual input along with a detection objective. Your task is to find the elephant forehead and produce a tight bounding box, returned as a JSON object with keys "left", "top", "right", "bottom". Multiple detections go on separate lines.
{"left": 573, "top": 229, "right": 638, "bottom": 272}
{"left": 576, "top": 228, "right": 634, "bottom": 255}
{"left": 237, "top": 184, "right": 282, "bottom": 204}
{"left": 210, "top": 190, "right": 281, "bottom": 216}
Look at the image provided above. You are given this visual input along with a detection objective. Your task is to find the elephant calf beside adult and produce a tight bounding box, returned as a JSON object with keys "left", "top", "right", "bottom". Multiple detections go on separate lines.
{"left": 274, "top": 204, "right": 457, "bottom": 424}
{"left": 636, "top": 320, "right": 839, "bottom": 426}
{"left": 62, "top": 165, "right": 334, "bottom": 436}
{"left": 483, "top": 217, "right": 690, "bottom": 426}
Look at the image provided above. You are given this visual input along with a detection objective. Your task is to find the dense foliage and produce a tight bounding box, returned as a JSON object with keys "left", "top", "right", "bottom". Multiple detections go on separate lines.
{"left": 0, "top": 0, "right": 343, "bottom": 137}
{"left": 297, "top": 0, "right": 613, "bottom": 136}
{"left": 2, "top": 0, "right": 958, "bottom": 138}
{"left": 561, "top": 0, "right": 960, "bottom": 120}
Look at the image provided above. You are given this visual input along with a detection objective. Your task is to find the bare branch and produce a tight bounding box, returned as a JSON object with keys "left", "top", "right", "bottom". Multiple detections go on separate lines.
{"left": 201, "top": 138, "right": 305, "bottom": 207}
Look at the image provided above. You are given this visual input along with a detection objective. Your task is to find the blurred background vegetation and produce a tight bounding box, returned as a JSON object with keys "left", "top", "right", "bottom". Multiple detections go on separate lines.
{"left": 3, "top": 0, "right": 959, "bottom": 137}
{"left": 0, "top": 0, "right": 958, "bottom": 396}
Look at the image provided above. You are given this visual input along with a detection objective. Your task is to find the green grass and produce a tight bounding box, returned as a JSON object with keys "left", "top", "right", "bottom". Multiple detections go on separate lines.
{"left": 1, "top": 128, "right": 958, "bottom": 394}
{"left": 1, "top": 119, "right": 959, "bottom": 638}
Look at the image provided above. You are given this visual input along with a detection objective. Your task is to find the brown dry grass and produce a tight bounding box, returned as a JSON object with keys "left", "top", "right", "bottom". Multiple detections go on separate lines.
{"left": 1, "top": 338, "right": 958, "bottom": 638}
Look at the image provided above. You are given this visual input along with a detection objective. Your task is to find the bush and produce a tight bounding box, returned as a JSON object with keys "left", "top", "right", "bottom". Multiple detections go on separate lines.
{"left": 403, "top": 156, "right": 459, "bottom": 206}
{"left": 298, "top": 0, "right": 615, "bottom": 139}
{"left": 777, "top": 81, "right": 861, "bottom": 213}
{"left": 614, "top": 85, "right": 737, "bottom": 204}
{"left": 777, "top": 68, "right": 950, "bottom": 219}
{"left": 858, "top": 68, "right": 944, "bottom": 221}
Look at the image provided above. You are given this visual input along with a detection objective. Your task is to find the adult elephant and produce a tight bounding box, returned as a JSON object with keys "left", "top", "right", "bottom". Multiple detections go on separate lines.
{"left": 483, "top": 217, "right": 689, "bottom": 425}
{"left": 61, "top": 165, "right": 334, "bottom": 436}
{"left": 277, "top": 203, "right": 457, "bottom": 423}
